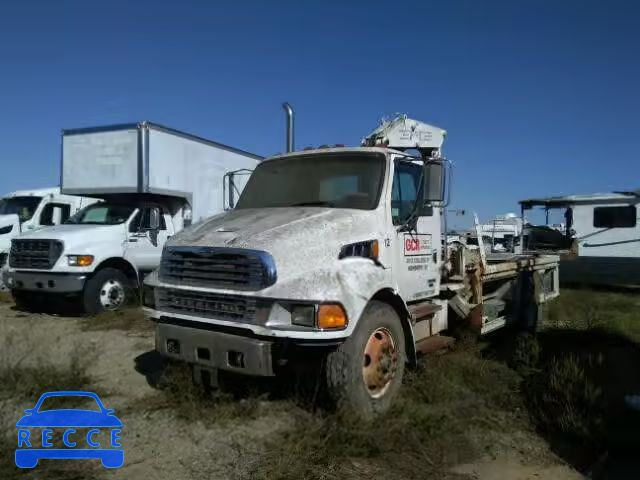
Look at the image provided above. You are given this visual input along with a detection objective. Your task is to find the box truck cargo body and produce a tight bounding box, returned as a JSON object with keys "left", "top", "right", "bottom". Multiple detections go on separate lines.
{"left": 3, "top": 122, "right": 261, "bottom": 312}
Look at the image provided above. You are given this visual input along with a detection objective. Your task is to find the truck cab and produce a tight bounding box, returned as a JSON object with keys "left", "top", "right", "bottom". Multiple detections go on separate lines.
{"left": 0, "top": 188, "right": 94, "bottom": 287}
{"left": 143, "top": 116, "right": 559, "bottom": 415}
{"left": 3, "top": 121, "right": 261, "bottom": 313}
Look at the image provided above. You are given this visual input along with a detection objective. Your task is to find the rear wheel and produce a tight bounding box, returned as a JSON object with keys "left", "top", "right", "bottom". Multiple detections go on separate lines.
{"left": 83, "top": 268, "right": 132, "bottom": 315}
{"left": 325, "top": 301, "right": 406, "bottom": 418}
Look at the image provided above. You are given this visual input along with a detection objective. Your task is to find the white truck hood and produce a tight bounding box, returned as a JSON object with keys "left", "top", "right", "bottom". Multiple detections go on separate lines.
{"left": 15, "top": 223, "right": 125, "bottom": 250}
{"left": 167, "top": 207, "right": 384, "bottom": 288}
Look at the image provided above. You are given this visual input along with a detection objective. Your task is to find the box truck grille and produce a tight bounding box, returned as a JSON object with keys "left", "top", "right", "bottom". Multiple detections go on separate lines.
{"left": 156, "top": 288, "right": 257, "bottom": 322}
{"left": 159, "top": 247, "right": 277, "bottom": 291}
{"left": 9, "top": 239, "right": 63, "bottom": 270}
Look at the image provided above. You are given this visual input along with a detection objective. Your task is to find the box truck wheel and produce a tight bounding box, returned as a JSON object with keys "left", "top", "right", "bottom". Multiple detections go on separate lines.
{"left": 325, "top": 301, "right": 406, "bottom": 417}
{"left": 83, "top": 268, "right": 130, "bottom": 314}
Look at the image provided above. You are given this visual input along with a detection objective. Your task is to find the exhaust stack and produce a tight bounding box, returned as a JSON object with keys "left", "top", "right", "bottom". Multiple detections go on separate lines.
{"left": 282, "top": 102, "right": 295, "bottom": 153}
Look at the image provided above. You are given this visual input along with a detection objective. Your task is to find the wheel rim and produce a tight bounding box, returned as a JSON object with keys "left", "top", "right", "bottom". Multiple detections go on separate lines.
{"left": 362, "top": 327, "right": 398, "bottom": 398}
{"left": 98, "top": 278, "right": 125, "bottom": 310}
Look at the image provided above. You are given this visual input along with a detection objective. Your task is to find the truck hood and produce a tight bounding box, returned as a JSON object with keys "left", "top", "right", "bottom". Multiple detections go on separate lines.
{"left": 15, "top": 224, "right": 126, "bottom": 253}
{"left": 167, "top": 207, "right": 383, "bottom": 287}
{"left": 0, "top": 214, "right": 20, "bottom": 252}
{"left": 0, "top": 214, "right": 19, "bottom": 228}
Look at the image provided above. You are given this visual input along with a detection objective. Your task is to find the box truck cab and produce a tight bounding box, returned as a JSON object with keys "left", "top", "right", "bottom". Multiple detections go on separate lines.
{"left": 4, "top": 122, "right": 261, "bottom": 313}
{"left": 0, "top": 188, "right": 94, "bottom": 286}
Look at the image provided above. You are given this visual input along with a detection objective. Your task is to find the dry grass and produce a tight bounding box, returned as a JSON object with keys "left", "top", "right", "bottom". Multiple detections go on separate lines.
{"left": 130, "top": 364, "right": 286, "bottom": 427}
{"left": 78, "top": 307, "right": 153, "bottom": 334}
{"left": 0, "top": 328, "right": 101, "bottom": 480}
{"left": 236, "top": 348, "right": 524, "bottom": 480}
{"left": 0, "top": 291, "right": 13, "bottom": 303}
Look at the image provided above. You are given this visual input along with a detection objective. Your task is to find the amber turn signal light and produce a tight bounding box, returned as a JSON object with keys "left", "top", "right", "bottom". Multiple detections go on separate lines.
{"left": 317, "top": 304, "right": 348, "bottom": 330}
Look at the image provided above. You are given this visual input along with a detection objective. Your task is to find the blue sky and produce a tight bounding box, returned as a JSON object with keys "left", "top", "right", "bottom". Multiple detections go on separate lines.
{"left": 1, "top": 0, "right": 638, "bottom": 228}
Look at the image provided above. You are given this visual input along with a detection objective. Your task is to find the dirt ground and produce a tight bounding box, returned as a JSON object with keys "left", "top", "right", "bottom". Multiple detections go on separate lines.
{"left": 0, "top": 297, "right": 583, "bottom": 480}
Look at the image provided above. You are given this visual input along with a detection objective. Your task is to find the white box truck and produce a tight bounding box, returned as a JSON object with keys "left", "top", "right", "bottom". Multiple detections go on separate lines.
{"left": 3, "top": 122, "right": 261, "bottom": 313}
{"left": 0, "top": 188, "right": 96, "bottom": 289}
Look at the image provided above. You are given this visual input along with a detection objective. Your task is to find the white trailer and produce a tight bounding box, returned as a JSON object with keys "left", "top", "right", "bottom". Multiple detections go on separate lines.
{"left": 520, "top": 191, "right": 640, "bottom": 287}
{"left": 0, "top": 187, "right": 96, "bottom": 288}
{"left": 3, "top": 122, "right": 261, "bottom": 312}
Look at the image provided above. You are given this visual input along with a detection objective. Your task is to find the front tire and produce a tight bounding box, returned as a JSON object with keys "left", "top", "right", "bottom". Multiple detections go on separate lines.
{"left": 83, "top": 268, "right": 132, "bottom": 315}
{"left": 325, "top": 301, "right": 406, "bottom": 418}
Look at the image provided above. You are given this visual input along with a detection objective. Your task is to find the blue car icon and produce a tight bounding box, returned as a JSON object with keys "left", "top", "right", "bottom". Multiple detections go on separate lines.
{"left": 16, "top": 391, "right": 123, "bottom": 468}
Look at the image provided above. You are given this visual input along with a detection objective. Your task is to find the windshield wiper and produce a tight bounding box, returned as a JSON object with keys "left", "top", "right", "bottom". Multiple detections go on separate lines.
{"left": 289, "top": 201, "right": 336, "bottom": 207}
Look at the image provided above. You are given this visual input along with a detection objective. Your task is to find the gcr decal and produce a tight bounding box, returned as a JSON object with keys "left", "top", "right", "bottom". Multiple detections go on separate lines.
{"left": 403, "top": 234, "right": 432, "bottom": 256}
{"left": 15, "top": 391, "right": 123, "bottom": 469}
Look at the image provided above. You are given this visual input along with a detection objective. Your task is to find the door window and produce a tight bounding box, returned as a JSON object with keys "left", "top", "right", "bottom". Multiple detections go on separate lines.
{"left": 39, "top": 203, "right": 72, "bottom": 226}
{"left": 391, "top": 161, "right": 422, "bottom": 225}
{"left": 129, "top": 208, "right": 167, "bottom": 232}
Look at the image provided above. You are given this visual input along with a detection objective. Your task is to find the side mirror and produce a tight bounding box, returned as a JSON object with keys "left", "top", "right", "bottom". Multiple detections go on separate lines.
{"left": 423, "top": 160, "right": 445, "bottom": 203}
{"left": 149, "top": 208, "right": 161, "bottom": 230}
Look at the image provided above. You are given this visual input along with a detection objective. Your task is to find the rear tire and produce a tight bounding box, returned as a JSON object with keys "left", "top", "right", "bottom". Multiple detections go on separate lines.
{"left": 83, "top": 268, "right": 132, "bottom": 315}
{"left": 325, "top": 301, "right": 406, "bottom": 418}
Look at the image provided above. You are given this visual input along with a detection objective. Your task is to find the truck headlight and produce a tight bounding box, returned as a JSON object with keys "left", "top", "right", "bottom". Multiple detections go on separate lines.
{"left": 67, "top": 255, "right": 94, "bottom": 267}
{"left": 291, "top": 304, "right": 316, "bottom": 327}
{"left": 290, "top": 303, "right": 348, "bottom": 330}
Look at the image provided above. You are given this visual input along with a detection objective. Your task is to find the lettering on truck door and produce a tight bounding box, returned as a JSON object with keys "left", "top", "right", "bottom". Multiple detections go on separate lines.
{"left": 390, "top": 159, "right": 441, "bottom": 300}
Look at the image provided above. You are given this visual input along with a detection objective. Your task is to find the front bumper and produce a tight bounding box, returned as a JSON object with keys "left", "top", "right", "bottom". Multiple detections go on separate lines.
{"left": 5, "top": 270, "right": 88, "bottom": 293}
{"left": 156, "top": 321, "right": 276, "bottom": 376}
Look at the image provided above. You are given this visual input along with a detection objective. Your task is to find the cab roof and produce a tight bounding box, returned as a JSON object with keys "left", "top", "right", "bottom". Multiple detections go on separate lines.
{"left": 264, "top": 146, "right": 417, "bottom": 162}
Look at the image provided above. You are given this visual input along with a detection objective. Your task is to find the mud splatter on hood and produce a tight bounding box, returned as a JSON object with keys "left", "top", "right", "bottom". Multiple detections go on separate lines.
{"left": 167, "top": 207, "right": 381, "bottom": 284}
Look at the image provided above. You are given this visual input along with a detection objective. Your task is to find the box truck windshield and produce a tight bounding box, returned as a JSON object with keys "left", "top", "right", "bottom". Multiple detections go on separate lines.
{"left": 65, "top": 203, "right": 135, "bottom": 225}
{"left": 235, "top": 154, "right": 384, "bottom": 210}
{"left": 0, "top": 197, "right": 42, "bottom": 222}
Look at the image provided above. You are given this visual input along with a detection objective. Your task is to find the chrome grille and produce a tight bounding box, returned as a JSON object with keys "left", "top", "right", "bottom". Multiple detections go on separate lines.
{"left": 159, "top": 247, "right": 276, "bottom": 291}
{"left": 156, "top": 288, "right": 257, "bottom": 322}
{"left": 9, "top": 239, "right": 63, "bottom": 270}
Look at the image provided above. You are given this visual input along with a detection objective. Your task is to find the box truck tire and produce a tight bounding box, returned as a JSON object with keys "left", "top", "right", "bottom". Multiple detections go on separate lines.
{"left": 325, "top": 301, "right": 406, "bottom": 418}
{"left": 83, "top": 268, "right": 132, "bottom": 315}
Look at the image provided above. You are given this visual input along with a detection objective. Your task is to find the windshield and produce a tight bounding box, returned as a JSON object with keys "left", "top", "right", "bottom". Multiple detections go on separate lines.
{"left": 65, "top": 203, "right": 136, "bottom": 225}
{"left": 0, "top": 196, "right": 42, "bottom": 222}
{"left": 236, "top": 154, "right": 385, "bottom": 210}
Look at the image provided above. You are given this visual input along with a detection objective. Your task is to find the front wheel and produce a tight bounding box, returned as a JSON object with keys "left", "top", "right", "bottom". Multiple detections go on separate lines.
{"left": 325, "top": 301, "right": 406, "bottom": 418}
{"left": 83, "top": 268, "right": 132, "bottom": 315}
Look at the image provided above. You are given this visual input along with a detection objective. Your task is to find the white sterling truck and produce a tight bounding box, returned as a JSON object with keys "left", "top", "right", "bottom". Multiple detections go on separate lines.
{"left": 0, "top": 188, "right": 95, "bottom": 288}
{"left": 142, "top": 115, "right": 560, "bottom": 415}
{"left": 3, "top": 122, "right": 261, "bottom": 313}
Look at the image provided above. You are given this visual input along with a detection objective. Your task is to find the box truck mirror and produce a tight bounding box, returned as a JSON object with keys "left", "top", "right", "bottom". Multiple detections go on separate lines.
{"left": 149, "top": 207, "right": 161, "bottom": 231}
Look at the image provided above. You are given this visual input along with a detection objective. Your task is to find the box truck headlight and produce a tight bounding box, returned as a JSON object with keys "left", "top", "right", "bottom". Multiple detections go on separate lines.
{"left": 67, "top": 255, "right": 94, "bottom": 267}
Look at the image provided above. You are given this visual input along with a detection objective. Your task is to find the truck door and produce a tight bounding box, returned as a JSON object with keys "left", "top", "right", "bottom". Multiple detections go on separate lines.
{"left": 391, "top": 159, "right": 441, "bottom": 301}
{"left": 124, "top": 207, "right": 171, "bottom": 274}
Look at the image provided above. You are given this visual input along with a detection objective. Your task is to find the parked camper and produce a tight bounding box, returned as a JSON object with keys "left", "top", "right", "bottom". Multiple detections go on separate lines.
{"left": 0, "top": 188, "right": 95, "bottom": 288}
{"left": 520, "top": 191, "right": 640, "bottom": 287}
{"left": 3, "top": 122, "right": 261, "bottom": 312}
{"left": 142, "top": 114, "right": 560, "bottom": 416}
